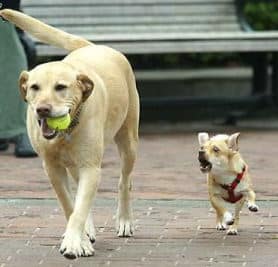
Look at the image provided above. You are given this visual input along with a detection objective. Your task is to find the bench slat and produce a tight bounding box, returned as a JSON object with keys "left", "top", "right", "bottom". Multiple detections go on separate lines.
{"left": 31, "top": 31, "right": 278, "bottom": 42}
{"left": 33, "top": 15, "right": 238, "bottom": 27}
{"left": 57, "top": 24, "right": 241, "bottom": 35}
{"left": 22, "top": 4, "right": 236, "bottom": 17}
{"left": 22, "top": 0, "right": 234, "bottom": 6}
{"left": 112, "top": 40, "right": 278, "bottom": 53}
{"left": 135, "top": 68, "right": 252, "bottom": 81}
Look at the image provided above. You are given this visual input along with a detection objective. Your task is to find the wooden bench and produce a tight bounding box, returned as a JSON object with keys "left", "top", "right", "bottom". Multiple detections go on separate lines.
{"left": 20, "top": 0, "right": 278, "bottom": 111}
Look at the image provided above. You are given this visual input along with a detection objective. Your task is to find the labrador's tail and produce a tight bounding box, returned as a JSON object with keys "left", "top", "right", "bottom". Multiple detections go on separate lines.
{"left": 0, "top": 9, "right": 92, "bottom": 51}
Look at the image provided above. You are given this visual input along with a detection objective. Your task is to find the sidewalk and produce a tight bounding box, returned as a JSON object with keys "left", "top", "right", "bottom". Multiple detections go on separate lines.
{"left": 0, "top": 128, "right": 278, "bottom": 266}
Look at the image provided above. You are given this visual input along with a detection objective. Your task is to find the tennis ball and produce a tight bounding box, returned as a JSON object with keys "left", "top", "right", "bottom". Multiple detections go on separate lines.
{"left": 46, "top": 114, "right": 71, "bottom": 131}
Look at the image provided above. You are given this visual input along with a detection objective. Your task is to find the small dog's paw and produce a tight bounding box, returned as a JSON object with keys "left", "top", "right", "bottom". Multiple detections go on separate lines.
{"left": 227, "top": 227, "right": 238, "bottom": 235}
{"left": 248, "top": 203, "right": 259, "bottom": 212}
{"left": 223, "top": 212, "right": 234, "bottom": 225}
{"left": 60, "top": 232, "right": 94, "bottom": 259}
{"left": 117, "top": 219, "right": 134, "bottom": 237}
{"left": 216, "top": 222, "right": 227, "bottom": 231}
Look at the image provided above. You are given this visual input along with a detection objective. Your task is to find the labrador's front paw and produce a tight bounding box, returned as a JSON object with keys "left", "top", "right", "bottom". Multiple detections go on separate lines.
{"left": 60, "top": 232, "right": 94, "bottom": 259}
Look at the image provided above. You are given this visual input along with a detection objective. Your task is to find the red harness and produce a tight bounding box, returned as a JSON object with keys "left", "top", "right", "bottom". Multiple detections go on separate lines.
{"left": 221, "top": 166, "right": 246, "bottom": 203}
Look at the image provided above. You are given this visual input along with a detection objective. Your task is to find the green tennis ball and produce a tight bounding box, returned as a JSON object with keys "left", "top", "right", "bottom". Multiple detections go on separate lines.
{"left": 46, "top": 114, "right": 71, "bottom": 131}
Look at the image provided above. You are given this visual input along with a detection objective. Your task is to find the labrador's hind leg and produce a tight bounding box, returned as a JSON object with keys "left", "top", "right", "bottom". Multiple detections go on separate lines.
{"left": 114, "top": 125, "right": 138, "bottom": 237}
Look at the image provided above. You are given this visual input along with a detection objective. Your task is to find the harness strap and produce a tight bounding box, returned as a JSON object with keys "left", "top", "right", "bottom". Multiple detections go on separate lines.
{"left": 221, "top": 166, "right": 246, "bottom": 203}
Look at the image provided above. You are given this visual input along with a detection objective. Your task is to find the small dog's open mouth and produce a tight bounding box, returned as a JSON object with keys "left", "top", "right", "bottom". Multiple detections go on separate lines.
{"left": 199, "top": 160, "right": 212, "bottom": 173}
{"left": 38, "top": 118, "right": 58, "bottom": 140}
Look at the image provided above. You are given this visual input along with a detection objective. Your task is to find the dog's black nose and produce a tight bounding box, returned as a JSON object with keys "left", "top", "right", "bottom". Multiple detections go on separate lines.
{"left": 36, "top": 104, "right": 52, "bottom": 117}
{"left": 198, "top": 150, "right": 206, "bottom": 162}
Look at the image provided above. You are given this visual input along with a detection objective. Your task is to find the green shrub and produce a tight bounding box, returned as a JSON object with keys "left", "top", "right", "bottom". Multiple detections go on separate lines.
{"left": 244, "top": 2, "right": 278, "bottom": 30}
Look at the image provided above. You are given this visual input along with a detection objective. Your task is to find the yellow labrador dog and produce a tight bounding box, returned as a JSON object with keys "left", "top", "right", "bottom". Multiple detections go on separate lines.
{"left": 198, "top": 133, "right": 258, "bottom": 235}
{"left": 0, "top": 9, "right": 139, "bottom": 259}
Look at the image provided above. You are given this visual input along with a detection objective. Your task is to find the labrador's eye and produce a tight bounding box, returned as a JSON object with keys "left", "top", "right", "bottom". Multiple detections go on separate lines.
{"left": 213, "top": 146, "right": 220, "bottom": 153}
{"left": 55, "top": 84, "right": 67, "bottom": 91}
{"left": 30, "top": 84, "right": 40, "bottom": 91}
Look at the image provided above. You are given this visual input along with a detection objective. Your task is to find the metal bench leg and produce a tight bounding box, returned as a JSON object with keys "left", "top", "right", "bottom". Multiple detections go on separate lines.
{"left": 252, "top": 53, "right": 268, "bottom": 96}
{"left": 272, "top": 53, "right": 278, "bottom": 105}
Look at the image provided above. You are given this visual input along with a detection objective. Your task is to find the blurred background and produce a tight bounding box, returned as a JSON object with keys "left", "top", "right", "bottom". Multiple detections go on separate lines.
{"left": 18, "top": 0, "right": 278, "bottom": 125}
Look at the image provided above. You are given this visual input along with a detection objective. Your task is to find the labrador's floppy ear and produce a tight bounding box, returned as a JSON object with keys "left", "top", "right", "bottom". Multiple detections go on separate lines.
{"left": 77, "top": 74, "right": 94, "bottom": 102}
{"left": 18, "top": 71, "right": 29, "bottom": 102}
{"left": 198, "top": 132, "right": 209, "bottom": 146}
{"left": 228, "top": 132, "right": 240, "bottom": 151}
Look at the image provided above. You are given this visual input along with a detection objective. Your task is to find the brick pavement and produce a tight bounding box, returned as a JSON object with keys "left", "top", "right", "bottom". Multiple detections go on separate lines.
{"left": 0, "top": 199, "right": 277, "bottom": 267}
{"left": 0, "top": 128, "right": 278, "bottom": 266}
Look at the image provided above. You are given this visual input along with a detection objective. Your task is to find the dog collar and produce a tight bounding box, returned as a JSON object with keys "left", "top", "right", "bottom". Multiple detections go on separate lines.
{"left": 68, "top": 103, "right": 83, "bottom": 133}
{"left": 221, "top": 165, "right": 246, "bottom": 203}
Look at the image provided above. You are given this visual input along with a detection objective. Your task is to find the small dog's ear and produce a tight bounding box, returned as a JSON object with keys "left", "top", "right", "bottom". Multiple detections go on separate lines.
{"left": 19, "top": 71, "right": 29, "bottom": 102}
{"left": 198, "top": 132, "right": 209, "bottom": 146}
{"left": 228, "top": 132, "right": 240, "bottom": 151}
{"left": 77, "top": 74, "right": 94, "bottom": 102}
